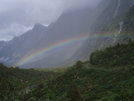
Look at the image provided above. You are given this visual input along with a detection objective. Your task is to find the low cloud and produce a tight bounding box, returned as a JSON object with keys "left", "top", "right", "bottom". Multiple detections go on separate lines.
{"left": 0, "top": 0, "right": 101, "bottom": 41}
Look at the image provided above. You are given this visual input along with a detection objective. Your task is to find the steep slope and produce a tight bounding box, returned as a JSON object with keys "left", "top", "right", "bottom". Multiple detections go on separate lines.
{"left": 91, "top": 0, "right": 134, "bottom": 34}
{"left": 19, "top": 7, "right": 95, "bottom": 68}
{"left": 0, "top": 6, "right": 96, "bottom": 68}
{"left": 0, "top": 23, "right": 46, "bottom": 66}
{"left": 94, "top": 3, "right": 134, "bottom": 50}
{"left": 0, "top": 41, "right": 6, "bottom": 50}
{"left": 90, "top": 40, "right": 134, "bottom": 67}
{"left": 0, "top": 0, "right": 133, "bottom": 68}
{"left": 77, "top": 0, "right": 134, "bottom": 58}
{"left": 62, "top": 0, "right": 110, "bottom": 61}
{"left": 21, "top": 0, "right": 114, "bottom": 68}
{"left": 123, "top": 4, "right": 134, "bottom": 34}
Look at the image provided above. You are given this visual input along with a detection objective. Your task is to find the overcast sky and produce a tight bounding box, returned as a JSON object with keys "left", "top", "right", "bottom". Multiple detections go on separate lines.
{"left": 0, "top": 0, "right": 101, "bottom": 41}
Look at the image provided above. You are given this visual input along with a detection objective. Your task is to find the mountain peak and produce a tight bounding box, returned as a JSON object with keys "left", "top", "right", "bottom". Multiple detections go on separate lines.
{"left": 33, "top": 23, "right": 45, "bottom": 29}
{"left": 32, "top": 23, "right": 46, "bottom": 30}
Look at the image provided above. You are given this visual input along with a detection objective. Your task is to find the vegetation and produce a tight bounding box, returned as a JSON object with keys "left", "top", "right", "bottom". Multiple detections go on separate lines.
{"left": 0, "top": 64, "right": 57, "bottom": 101}
{"left": 27, "top": 62, "right": 134, "bottom": 101}
{"left": 90, "top": 38, "right": 134, "bottom": 67}
{"left": 1, "top": 1, "right": 134, "bottom": 101}
{"left": 1, "top": 39, "right": 134, "bottom": 101}
{"left": 34, "top": 67, "right": 69, "bottom": 73}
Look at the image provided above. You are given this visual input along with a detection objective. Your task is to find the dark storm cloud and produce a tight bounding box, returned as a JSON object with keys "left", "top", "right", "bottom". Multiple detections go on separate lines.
{"left": 0, "top": 0, "right": 101, "bottom": 41}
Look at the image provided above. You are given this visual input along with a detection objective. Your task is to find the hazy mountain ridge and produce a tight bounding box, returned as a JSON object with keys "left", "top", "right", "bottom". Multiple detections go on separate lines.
{"left": 73, "top": 0, "right": 134, "bottom": 60}
{"left": 0, "top": 0, "right": 134, "bottom": 68}
{"left": 91, "top": 0, "right": 134, "bottom": 34}
{"left": 94, "top": 2, "right": 134, "bottom": 50}
{"left": 0, "top": 41, "right": 6, "bottom": 50}
{"left": 19, "top": 6, "right": 95, "bottom": 68}
{"left": 0, "top": 24, "right": 46, "bottom": 66}
{"left": 0, "top": 6, "right": 96, "bottom": 68}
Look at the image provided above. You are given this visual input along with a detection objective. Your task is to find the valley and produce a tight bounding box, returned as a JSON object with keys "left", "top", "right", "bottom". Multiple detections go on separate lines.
{"left": 0, "top": 0, "right": 134, "bottom": 101}
{"left": 1, "top": 38, "right": 134, "bottom": 101}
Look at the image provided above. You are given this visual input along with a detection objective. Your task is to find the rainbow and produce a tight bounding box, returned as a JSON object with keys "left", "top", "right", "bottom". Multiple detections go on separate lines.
{"left": 14, "top": 33, "right": 125, "bottom": 67}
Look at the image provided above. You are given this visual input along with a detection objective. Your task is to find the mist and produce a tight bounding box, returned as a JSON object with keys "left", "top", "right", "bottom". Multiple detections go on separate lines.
{"left": 0, "top": 0, "right": 101, "bottom": 41}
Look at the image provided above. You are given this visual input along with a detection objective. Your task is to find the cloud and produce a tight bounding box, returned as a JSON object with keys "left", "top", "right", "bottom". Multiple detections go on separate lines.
{"left": 0, "top": 0, "right": 101, "bottom": 41}
{"left": 0, "top": 22, "right": 31, "bottom": 41}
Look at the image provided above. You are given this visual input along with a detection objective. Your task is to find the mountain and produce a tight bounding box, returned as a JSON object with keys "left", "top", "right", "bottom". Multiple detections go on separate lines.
{"left": 18, "top": 7, "right": 95, "bottom": 68}
{"left": 93, "top": 1, "right": 134, "bottom": 50}
{"left": 22, "top": 0, "right": 122, "bottom": 68}
{"left": 0, "top": 23, "right": 46, "bottom": 66}
{"left": 77, "top": 0, "right": 134, "bottom": 58}
{"left": 0, "top": 0, "right": 134, "bottom": 68}
{"left": 0, "top": 6, "right": 96, "bottom": 68}
{"left": 91, "top": 0, "right": 134, "bottom": 34}
{"left": 0, "top": 41, "right": 6, "bottom": 50}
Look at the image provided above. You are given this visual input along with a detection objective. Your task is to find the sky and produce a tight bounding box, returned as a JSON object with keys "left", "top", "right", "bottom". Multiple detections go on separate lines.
{"left": 0, "top": 0, "right": 101, "bottom": 41}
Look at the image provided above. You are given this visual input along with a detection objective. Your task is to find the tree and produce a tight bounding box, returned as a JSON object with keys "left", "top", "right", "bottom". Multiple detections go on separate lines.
{"left": 66, "top": 83, "right": 84, "bottom": 101}
{"left": 75, "top": 61, "right": 84, "bottom": 69}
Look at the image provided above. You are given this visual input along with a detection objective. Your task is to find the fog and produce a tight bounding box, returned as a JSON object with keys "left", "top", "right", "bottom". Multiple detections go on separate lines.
{"left": 0, "top": 0, "right": 101, "bottom": 41}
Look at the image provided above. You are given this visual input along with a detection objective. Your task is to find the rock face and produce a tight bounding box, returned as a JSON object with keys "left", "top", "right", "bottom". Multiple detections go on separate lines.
{"left": 0, "top": 41, "right": 6, "bottom": 50}
{"left": 0, "top": 0, "right": 133, "bottom": 68}
{"left": 0, "top": 6, "right": 95, "bottom": 68}
{"left": 91, "top": 0, "right": 134, "bottom": 34}
{"left": 72, "top": 0, "right": 134, "bottom": 60}
{"left": 0, "top": 23, "right": 46, "bottom": 67}
{"left": 92, "top": 1, "right": 134, "bottom": 50}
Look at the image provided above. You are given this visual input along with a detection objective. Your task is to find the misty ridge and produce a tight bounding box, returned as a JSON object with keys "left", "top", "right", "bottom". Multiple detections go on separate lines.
{"left": 0, "top": 0, "right": 134, "bottom": 68}
{"left": 0, "top": 0, "right": 134, "bottom": 101}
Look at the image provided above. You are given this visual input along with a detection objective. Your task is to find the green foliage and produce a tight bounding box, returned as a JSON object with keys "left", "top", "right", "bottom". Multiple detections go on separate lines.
{"left": 90, "top": 39, "right": 134, "bottom": 67}
{"left": 0, "top": 58, "right": 134, "bottom": 101}
{"left": 74, "top": 61, "right": 84, "bottom": 69}
{"left": 66, "top": 83, "right": 84, "bottom": 101}
{"left": 1, "top": 37, "right": 134, "bottom": 101}
{"left": 27, "top": 63, "right": 134, "bottom": 101}
{"left": 0, "top": 64, "right": 57, "bottom": 101}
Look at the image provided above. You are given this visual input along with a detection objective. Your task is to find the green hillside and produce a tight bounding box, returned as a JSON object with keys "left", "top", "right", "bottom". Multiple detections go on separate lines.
{"left": 0, "top": 64, "right": 57, "bottom": 100}
{"left": 29, "top": 67, "right": 134, "bottom": 101}
{"left": 90, "top": 38, "right": 134, "bottom": 67}
{"left": 0, "top": 40, "right": 134, "bottom": 101}
{"left": 1, "top": 1, "right": 134, "bottom": 101}
{"left": 26, "top": 41, "right": 134, "bottom": 101}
